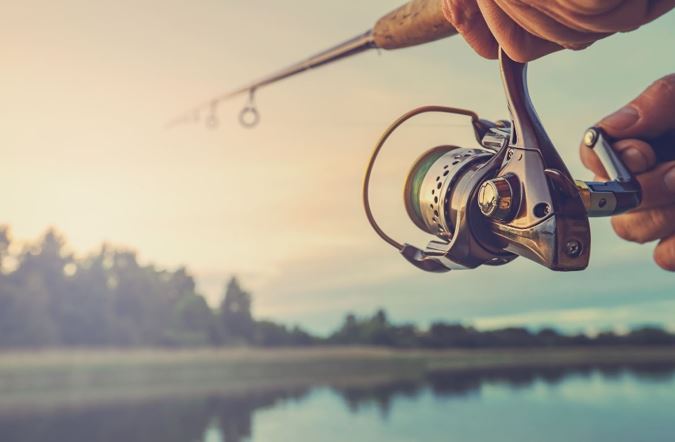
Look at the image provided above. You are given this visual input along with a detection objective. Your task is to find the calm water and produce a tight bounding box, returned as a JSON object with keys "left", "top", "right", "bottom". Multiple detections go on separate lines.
{"left": 2, "top": 364, "right": 675, "bottom": 442}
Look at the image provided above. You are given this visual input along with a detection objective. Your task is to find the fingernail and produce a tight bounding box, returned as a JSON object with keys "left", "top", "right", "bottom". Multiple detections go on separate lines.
{"left": 603, "top": 106, "right": 639, "bottom": 131}
{"left": 665, "top": 168, "right": 675, "bottom": 193}
{"left": 621, "top": 148, "right": 648, "bottom": 173}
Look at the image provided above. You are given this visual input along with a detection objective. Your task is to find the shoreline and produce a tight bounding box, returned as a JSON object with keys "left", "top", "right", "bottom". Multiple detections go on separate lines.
{"left": 0, "top": 346, "right": 673, "bottom": 414}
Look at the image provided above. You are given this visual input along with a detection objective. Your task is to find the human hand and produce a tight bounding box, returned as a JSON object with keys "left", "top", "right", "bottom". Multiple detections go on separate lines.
{"left": 580, "top": 75, "right": 675, "bottom": 271}
{"left": 442, "top": 0, "right": 675, "bottom": 62}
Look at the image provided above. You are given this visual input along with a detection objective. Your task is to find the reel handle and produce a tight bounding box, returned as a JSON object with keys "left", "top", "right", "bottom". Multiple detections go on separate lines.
{"left": 577, "top": 127, "right": 642, "bottom": 217}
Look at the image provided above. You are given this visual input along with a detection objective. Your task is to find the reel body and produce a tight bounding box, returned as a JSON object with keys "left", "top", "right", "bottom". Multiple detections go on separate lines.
{"left": 363, "top": 50, "right": 642, "bottom": 272}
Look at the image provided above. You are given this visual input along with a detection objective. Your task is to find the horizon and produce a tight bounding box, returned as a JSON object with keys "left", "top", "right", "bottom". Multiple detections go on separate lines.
{"left": 1, "top": 225, "right": 672, "bottom": 338}
{"left": 2, "top": 0, "right": 674, "bottom": 336}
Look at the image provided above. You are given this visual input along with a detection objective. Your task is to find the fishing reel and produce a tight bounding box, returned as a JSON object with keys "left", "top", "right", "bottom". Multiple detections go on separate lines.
{"left": 363, "top": 50, "right": 642, "bottom": 272}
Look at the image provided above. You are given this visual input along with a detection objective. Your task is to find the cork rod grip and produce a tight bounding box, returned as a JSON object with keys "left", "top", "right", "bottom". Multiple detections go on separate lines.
{"left": 373, "top": 0, "right": 458, "bottom": 50}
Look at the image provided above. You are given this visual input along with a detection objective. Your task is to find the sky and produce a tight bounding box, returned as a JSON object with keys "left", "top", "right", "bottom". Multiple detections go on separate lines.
{"left": 1, "top": 0, "right": 674, "bottom": 334}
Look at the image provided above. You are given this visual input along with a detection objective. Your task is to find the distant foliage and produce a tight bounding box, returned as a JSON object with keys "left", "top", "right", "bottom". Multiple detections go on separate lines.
{"left": 220, "top": 278, "right": 255, "bottom": 344}
{"left": 0, "top": 227, "right": 310, "bottom": 348}
{"left": 0, "top": 226, "right": 672, "bottom": 349}
{"left": 329, "top": 311, "right": 675, "bottom": 349}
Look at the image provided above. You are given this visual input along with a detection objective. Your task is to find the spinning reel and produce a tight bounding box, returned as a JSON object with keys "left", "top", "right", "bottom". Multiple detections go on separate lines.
{"left": 363, "top": 50, "right": 642, "bottom": 272}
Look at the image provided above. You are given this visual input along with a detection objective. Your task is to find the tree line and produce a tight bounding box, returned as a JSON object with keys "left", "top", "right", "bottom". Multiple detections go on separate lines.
{"left": 0, "top": 227, "right": 672, "bottom": 349}
{"left": 328, "top": 309, "right": 675, "bottom": 348}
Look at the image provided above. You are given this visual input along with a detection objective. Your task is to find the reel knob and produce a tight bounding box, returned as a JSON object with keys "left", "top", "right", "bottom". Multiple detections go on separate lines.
{"left": 477, "top": 176, "right": 517, "bottom": 221}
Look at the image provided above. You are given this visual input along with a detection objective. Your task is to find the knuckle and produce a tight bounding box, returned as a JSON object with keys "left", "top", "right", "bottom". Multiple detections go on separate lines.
{"left": 503, "top": 45, "right": 530, "bottom": 63}
{"left": 646, "top": 75, "right": 675, "bottom": 104}
{"left": 659, "top": 74, "right": 675, "bottom": 88}
{"left": 655, "top": 242, "right": 675, "bottom": 271}
{"left": 611, "top": 216, "right": 636, "bottom": 242}
{"left": 655, "top": 257, "right": 675, "bottom": 271}
{"left": 638, "top": 210, "right": 668, "bottom": 244}
{"left": 610, "top": 212, "right": 661, "bottom": 245}
{"left": 445, "top": 0, "right": 478, "bottom": 30}
{"left": 566, "top": 41, "right": 593, "bottom": 51}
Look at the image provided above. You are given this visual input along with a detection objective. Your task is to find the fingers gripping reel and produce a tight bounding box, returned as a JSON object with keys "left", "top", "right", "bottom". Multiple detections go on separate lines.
{"left": 363, "top": 49, "right": 642, "bottom": 272}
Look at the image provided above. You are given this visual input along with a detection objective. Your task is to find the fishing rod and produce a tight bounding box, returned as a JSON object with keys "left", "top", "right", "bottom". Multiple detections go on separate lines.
{"left": 170, "top": 1, "right": 674, "bottom": 273}
{"left": 167, "top": 0, "right": 456, "bottom": 128}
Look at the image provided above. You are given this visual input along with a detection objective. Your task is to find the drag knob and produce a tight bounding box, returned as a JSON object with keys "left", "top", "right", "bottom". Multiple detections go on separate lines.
{"left": 477, "top": 176, "right": 517, "bottom": 221}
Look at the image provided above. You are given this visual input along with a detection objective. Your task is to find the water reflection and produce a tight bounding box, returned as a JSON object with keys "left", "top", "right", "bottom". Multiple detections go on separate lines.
{"left": 0, "top": 362, "right": 673, "bottom": 442}
{"left": 333, "top": 362, "right": 675, "bottom": 419}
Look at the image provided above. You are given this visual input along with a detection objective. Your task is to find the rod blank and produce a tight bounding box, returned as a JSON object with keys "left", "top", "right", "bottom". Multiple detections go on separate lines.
{"left": 168, "top": 0, "right": 457, "bottom": 128}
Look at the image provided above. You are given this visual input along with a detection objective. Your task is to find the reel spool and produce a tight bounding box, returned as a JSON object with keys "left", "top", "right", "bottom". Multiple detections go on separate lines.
{"left": 404, "top": 146, "right": 493, "bottom": 239}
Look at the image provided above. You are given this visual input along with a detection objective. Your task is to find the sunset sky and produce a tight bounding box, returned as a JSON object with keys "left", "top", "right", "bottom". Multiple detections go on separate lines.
{"left": 2, "top": 0, "right": 674, "bottom": 334}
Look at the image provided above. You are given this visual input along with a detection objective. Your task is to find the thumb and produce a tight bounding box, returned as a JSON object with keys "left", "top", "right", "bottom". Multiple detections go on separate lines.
{"left": 599, "top": 74, "right": 675, "bottom": 140}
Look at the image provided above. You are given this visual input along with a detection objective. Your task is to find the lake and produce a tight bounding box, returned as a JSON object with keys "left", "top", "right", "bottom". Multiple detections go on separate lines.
{"left": 1, "top": 362, "right": 673, "bottom": 442}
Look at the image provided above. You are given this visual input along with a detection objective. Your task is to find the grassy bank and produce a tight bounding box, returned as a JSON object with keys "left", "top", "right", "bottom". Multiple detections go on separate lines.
{"left": 1, "top": 346, "right": 674, "bottom": 412}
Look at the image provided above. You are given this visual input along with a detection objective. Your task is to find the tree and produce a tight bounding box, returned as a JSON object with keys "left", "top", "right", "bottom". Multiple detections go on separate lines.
{"left": 164, "top": 294, "right": 216, "bottom": 347}
{"left": 0, "top": 225, "right": 10, "bottom": 272}
{"left": 0, "top": 230, "right": 65, "bottom": 347}
{"left": 1, "top": 226, "right": 675, "bottom": 351}
{"left": 330, "top": 310, "right": 418, "bottom": 347}
{"left": 220, "top": 277, "right": 254, "bottom": 343}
